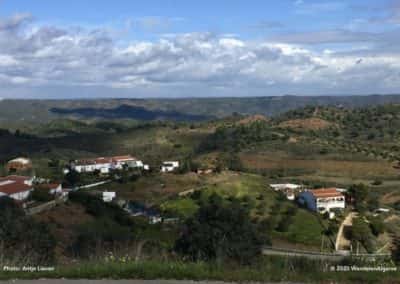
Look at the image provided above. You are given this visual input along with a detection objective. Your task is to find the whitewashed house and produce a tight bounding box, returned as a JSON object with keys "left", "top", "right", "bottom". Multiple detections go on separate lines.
{"left": 113, "top": 155, "right": 144, "bottom": 169}
{"left": 0, "top": 175, "right": 34, "bottom": 201}
{"left": 270, "top": 183, "right": 301, "bottom": 200}
{"left": 72, "top": 155, "right": 144, "bottom": 174}
{"left": 161, "top": 161, "right": 179, "bottom": 173}
{"left": 298, "top": 188, "right": 345, "bottom": 213}
{"left": 270, "top": 183, "right": 302, "bottom": 191}
{"left": 102, "top": 191, "right": 116, "bottom": 202}
{"left": 73, "top": 157, "right": 112, "bottom": 173}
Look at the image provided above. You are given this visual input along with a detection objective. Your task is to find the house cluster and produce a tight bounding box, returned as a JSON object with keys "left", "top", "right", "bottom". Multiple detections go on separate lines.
{"left": 70, "top": 155, "right": 149, "bottom": 174}
{"left": 0, "top": 175, "right": 64, "bottom": 202}
{"left": 69, "top": 154, "right": 180, "bottom": 174}
{"left": 270, "top": 182, "right": 346, "bottom": 216}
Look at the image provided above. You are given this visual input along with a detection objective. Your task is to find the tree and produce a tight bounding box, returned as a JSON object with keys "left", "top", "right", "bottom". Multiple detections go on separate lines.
{"left": 348, "top": 183, "right": 369, "bottom": 212}
{"left": 179, "top": 155, "right": 199, "bottom": 174}
{"left": 392, "top": 235, "right": 400, "bottom": 264}
{"left": 216, "top": 152, "right": 243, "bottom": 172}
{"left": 369, "top": 216, "right": 385, "bottom": 236}
{"left": 65, "top": 168, "right": 80, "bottom": 186}
{"left": 350, "top": 217, "right": 375, "bottom": 253}
{"left": 0, "top": 196, "right": 56, "bottom": 264}
{"left": 31, "top": 186, "right": 53, "bottom": 202}
{"left": 175, "top": 194, "right": 266, "bottom": 264}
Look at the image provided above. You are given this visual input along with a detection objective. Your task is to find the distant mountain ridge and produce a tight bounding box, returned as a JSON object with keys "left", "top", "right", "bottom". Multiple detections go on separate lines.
{"left": 50, "top": 104, "right": 212, "bottom": 121}
{"left": 1, "top": 94, "right": 400, "bottom": 125}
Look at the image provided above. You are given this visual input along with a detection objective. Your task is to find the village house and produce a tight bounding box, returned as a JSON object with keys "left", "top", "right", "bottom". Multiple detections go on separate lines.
{"left": 6, "top": 157, "right": 32, "bottom": 172}
{"left": 298, "top": 188, "right": 345, "bottom": 213}
{"left": 102, "top": 191, "right": 116, "bottom": 202}
{"left": 0, "top": 175, "right": 34, "bottom": 201}
{"left": 72, "top": 155, "right": 144, "bottom": 174}
{"left": 270, "top": 183, "right": 302, "bottom": 191}
{"left": 270, "top": 183, "right": 303, "bottom": 200}
{"left": 161, "top": 161, "right": 179, "bottom": 173}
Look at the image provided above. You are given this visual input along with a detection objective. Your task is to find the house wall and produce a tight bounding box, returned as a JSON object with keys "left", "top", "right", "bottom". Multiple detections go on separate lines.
{"left": 49, "top": 185, "right": 62, "bottom": 194}
{"left": 9, "top": 189, "right": 32, "bottom": 201}
{"left": 316, "top": 197, "right": 345, "bottom": 212}
{"left": 298, "top": 191, "right": 317, "bottom": 211}
{"left": 161, "top": 161, "right": 179, "bottom": 172}
{"left": 74, "top": 163, "right": 111, "bottom": 173}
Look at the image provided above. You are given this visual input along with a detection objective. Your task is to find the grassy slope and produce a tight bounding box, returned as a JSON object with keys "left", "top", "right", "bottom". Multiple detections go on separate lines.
{"left": 0, "top": 257, "right": 398, "bottom": 283}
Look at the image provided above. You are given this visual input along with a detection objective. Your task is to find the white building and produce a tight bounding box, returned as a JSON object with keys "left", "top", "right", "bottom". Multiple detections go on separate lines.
{"left": 298, "top": 188, "right": 345, "bottom": 213}
{"left": 72, "top": 155, "right": 144, "bottom": 173}
{"left": 113, "top": 155, "right": 144, "bottom": 169}
{"left": 0, "top": 175, "right": 34, "bottom": 201}
{"left": 270, "top": 183, "right": 302, "bottom": 191}
{"left": 102, "top": 191, "right": 116, "bottom": 202}
{"left": 161, "top": 161, "right": 179, "bottom": 173}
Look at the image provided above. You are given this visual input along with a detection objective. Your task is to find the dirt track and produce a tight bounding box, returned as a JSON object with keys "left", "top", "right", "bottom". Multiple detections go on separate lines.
{"left": 335, "top": 212, "right": 357, "bottom": 252}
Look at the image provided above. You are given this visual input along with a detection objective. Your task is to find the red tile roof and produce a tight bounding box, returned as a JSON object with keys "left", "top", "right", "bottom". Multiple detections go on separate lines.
{"left": 311, "top": 188, "right": 343, "bottom": 198}
{"left": 77, "top": 155, "right": 136, "bottom": 165}
{"left": 0, "top": 180, "right": 32, "bottom": 195}
{"left": 112, "top": 155, "right": 137, "bottom": 162}
{"left": 0, "top": 175, "right": 31, "bottom": 183}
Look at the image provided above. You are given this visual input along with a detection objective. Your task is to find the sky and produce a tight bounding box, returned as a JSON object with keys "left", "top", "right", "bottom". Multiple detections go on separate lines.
{"left": 0, "top": 0, "right": 400, "bottom": 98}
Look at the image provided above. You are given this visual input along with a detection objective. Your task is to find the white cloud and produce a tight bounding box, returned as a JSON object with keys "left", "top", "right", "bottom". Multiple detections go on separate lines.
{"left": 0, "top": 13, "right": 400, "bottom": 97}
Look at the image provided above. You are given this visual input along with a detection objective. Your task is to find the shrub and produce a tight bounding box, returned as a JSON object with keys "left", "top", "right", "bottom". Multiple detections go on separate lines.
{"left": 31, "top": 186, "right": 53, "bottom": 202}
{"left": 369, "top": 216, "right": 385, "bottom": 236}
{"left": 0, "top": 196, "right": 56, "bottom": 264}
{"left": 175, "top": 194, "right": 266, "bottom": 264}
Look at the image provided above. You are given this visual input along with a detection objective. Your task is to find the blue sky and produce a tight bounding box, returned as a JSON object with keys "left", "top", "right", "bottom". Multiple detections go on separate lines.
{"left": 0, "top": 0, "right": 399, "bottom": 98}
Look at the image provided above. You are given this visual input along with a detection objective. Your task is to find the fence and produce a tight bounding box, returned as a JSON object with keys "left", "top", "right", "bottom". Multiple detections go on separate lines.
{"left": 262, "top": 246, "right": 391, "bottom": 261}
{"left": 25, "top": 195, "right": 68, "bottom": 215}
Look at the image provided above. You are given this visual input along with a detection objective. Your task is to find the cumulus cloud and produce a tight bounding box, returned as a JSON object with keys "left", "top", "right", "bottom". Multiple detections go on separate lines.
{"left": 0, "top": 13, "right": 400, "bottom": 97}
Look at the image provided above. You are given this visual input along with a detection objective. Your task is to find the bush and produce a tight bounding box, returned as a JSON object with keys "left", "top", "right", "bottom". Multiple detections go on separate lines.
{"left": 71, "top": 218, "right": 133, "bottom": 258}
{"left": 31, "top": 187, "right": 53, "bottom": 202}
{"left": 369, "top": 216, "right": 385, "bottom": 236}
{"left": 175, "top": 194, "right": 266, "bottom": 264}
{"left": 0, "top": 196, "right": 56, "bottom": 264}
{"left": 371, "top": 180, "right": 383, "bottom": 186}
{"left": 69, "top": 191, "right": 133, "bottom": 226}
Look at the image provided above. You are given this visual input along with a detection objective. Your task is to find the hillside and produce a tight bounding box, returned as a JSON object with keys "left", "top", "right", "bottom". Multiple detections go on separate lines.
{"left": 2, "top": 95, "right": 400, "bottom": 127}
{"left": 1, "top": 102, "right": 400, "bottom": 281}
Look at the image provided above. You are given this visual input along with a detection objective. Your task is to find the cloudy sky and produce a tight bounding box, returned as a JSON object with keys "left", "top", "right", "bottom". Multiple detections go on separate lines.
{"left": 0, "top": 0, "right": 400, "bottom": 98}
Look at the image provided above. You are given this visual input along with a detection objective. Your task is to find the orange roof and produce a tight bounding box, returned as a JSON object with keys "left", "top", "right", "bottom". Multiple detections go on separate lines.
{"left": 0, "top": 175, "right": 31, "bottom": 183}
{"left": 311, "top": 188, "right": 343, "bottom": 198}
{"left": 77, "top": 155, "right": 136, "bottom": 165}
{"left": 112, "top": 155, "right": 136, "bottom": 161}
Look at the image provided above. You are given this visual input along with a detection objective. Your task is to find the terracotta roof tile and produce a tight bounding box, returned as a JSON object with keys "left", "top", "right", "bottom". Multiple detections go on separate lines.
{"left": 311, "top": 188, "right": 343, "bottom": 198}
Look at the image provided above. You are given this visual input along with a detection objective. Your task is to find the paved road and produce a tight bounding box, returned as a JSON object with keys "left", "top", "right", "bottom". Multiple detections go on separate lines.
{"left": 0, "top": 281, "right": 297, "bottom": 284}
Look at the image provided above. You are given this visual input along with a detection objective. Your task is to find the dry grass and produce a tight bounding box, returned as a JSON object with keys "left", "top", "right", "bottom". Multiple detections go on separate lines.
{"left": 278, "top": 118, "right": 334, "bottom": 131}
{"left": 237, "top": 114, "right": 269, "bottom": 125}
{"left": 381, "top": 192, "right": 400, "bottom": 204}
{"left": 241, "top": 153, "right": 399, "bottom": 179}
